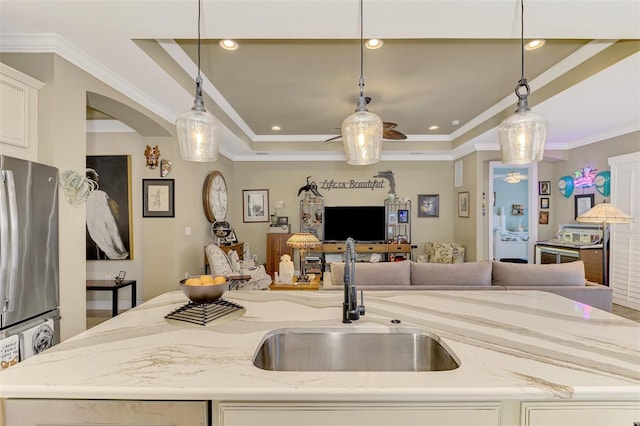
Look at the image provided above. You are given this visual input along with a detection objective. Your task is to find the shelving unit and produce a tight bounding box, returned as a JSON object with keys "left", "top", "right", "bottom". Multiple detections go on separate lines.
{"left": 385, "top": 199, "right": 411, "bottom": 260}
{"left": 300, "top": 197, "right": 324, "bottom": 240}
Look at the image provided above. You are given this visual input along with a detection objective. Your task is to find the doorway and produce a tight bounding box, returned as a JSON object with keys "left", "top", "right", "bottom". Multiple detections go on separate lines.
{"left": 488, "top": 162, "right": 538, "bottom": 263}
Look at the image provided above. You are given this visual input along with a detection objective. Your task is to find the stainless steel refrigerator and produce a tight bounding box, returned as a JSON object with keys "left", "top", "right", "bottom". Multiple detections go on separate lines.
{"left": 1, "top": 155, "right": 60, "bottom": 364}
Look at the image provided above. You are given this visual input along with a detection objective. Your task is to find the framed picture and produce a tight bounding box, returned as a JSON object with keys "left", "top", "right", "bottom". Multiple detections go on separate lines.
{"left": 511, "top": 204, "right": 524, "bottom": 216}
{"left": 418, "top": 194, "right": 439, "bottom": 217}
{"left": 142, "top": 179, "right": 175, "bottom": 218}
{"left": 540, "top": 197, "right": 549, "bottom": 209}
{"left": 574, "top": 194, "right": 594, "bottom": 219}
{"left": 388, "top": 211, "right": 398, "bottom": 224}
{"left": 539, "top": 211, "right": 549, "bottom": 225}
{"left": 398, "top": 209, "right": 409, "bottom": 223}
{"left": 457, "top": 192, "right": 470, "bottom": 218}
{"left": 276, "top": 216, "right": 288, "bottom": 225}
{"left": 538, "top": 180, "right": 551, "bottom": 195}
{"left": 86, "top": 155, "right": 133, "bottom": 260}
{"left": 243, "top": 189, "right": 269, "bottom": 222}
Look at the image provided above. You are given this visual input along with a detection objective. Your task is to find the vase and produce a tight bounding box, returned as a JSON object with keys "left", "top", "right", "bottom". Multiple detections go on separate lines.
{"left": 270, "top": 214, "right": 277, "bottom": 225}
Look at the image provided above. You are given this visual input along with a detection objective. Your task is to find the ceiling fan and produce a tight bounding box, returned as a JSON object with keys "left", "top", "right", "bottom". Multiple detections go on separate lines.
{"left": 325, "top": 97, "right": 407, "bottom": 142}
{"left": 494, "top": 171, "right": 529, "bottom": 183}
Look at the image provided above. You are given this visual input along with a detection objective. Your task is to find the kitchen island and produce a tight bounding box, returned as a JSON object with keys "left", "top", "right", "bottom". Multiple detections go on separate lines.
{"left": 1, "top": 290, "right": 639, "bottom": 425}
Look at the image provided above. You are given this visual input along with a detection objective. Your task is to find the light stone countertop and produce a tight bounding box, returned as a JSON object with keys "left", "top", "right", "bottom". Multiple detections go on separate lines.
{"left": 0, "top": 290, "right": 638, "bottom": 402}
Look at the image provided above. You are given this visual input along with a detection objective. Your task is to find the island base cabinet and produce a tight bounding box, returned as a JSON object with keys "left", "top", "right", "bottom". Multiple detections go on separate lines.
{"left": 216, "top": 402, "right": 503, "bottom": 426}
{"left": 521, "top": 401, "right": 640, "bottom": 426}
{"left": 1, "top": 399, "right": 207, "bottom": 425}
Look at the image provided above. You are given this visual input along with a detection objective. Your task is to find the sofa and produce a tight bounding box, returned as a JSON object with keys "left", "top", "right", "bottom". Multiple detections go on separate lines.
{"left": 322, "top": 260, "right": 613, "bottom": 312}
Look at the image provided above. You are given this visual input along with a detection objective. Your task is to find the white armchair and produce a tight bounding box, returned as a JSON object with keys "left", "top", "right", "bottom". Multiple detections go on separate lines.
{"left": 205, "top": 243, "right": 271, "bottom": 290}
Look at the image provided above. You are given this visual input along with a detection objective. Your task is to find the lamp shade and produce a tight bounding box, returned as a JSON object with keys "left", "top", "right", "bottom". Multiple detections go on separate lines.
{"left": 498, "top": 109, "right": 547, "bottom": 165}
{"left": 576, "top": 202, "right": 634, "bottom": 224}
{"left": 176, "top": 107, "right": 221, "bottom": 162}
{"left": 286, "top": 232, "right": 321, "bottom": 249}
{"left": 341, "top": 110, "right": 383, "bottom": 165}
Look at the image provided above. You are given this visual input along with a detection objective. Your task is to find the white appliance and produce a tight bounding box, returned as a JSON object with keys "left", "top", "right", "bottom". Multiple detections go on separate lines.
{"left": 1, "top": 155, "right": 60, "bottom": 364}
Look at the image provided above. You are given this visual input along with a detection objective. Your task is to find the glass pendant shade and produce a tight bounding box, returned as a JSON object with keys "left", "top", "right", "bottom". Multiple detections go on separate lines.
{"left": 498, "top": 107, "right": 547, "bottom": 165}
{"left": 341, "top": 110, "right": 383, "bottom": 165}
{"left": 176, "top": 107, "right": 221, "bottom": 162}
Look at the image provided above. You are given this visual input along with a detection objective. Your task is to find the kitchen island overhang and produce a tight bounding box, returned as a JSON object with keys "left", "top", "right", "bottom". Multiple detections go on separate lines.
{"left": 0, "top": 290, "right": 638, "bottom": 403}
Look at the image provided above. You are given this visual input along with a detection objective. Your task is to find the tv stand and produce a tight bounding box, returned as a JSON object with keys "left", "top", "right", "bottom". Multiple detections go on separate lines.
{"left": 323, "top": 242, "right": 411, "bottom": 261}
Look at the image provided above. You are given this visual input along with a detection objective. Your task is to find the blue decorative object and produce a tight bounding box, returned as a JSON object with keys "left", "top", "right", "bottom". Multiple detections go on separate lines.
{"left": 595, "top": 170, "right": 611, "bottom": 197}
{"left": 558, "top": 176, "right": 574, "bottom": 198}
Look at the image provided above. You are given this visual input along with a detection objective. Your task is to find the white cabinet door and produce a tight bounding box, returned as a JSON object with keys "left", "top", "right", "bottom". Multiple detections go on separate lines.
{"left": 1, "top": 399, "right": 207, "bottom": 425}
{"left": 218, "top": 401, "right": 503, "bottom": 426}
{"left": 521, "top": 401, "right": 640, "bottom": 426}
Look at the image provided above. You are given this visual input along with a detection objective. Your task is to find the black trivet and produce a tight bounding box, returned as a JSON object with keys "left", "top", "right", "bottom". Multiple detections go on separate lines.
{"left": 165, "top": 298, "right": 244, "bottom": 326}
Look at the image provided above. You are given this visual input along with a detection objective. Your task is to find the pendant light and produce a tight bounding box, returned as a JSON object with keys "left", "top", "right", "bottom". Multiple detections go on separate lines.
{"left": 341, "top": 0, "right": 383, "bottom": 166}
{"left": 497, "top": 0, "right": 547, "bottom": 165}
{"left": 175, "top": 0, "right": 221, "bottom": 162}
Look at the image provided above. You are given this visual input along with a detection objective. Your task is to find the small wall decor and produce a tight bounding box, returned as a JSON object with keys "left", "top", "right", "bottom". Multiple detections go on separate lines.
{"left": 144, "top": 145, "right": 160, "bottom": 169}
{"left": 595, "top": 170, "right": 611, "bottom": 197}
{"left": 457, "top": 192, "right": 470, "bottom": 218}
{"left": 539, "top": 211, "right": 549, "bottom": 225}
{"left": 243, "top": 189, "right": 269, "bottom": 222}
{"left": 538, "top": 180, "right": 550, "bottom": 195}
{"left": 574, "top": 194, "right": 594, "bottom": 219}
{"left": 160, "top": 159, "right": 172, "bottom": 177}
{"left": 418, "top": 194, "right": 439, "bottom": 217}
{"left": 511, "top": 204, "right": 524, "bottom": 215}
{"left": 454, "top": 161, "right": 463, "bottom": 187}
{"left": 558, "top": 176, "right": 574, "bottom": 198}
{"left": 142, "top": 179, "right": 175, "bottom": 218}
{"left": 540, "top": 197, "right": 549, "bottom": 209}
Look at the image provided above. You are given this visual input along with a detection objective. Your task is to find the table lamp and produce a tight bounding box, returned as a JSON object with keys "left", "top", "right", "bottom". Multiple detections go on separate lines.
{"left": 577, "top": 201, "right": 633, "bottom": 286}
{"left": 286, "top": 232, "right": 321, "bottom": 283}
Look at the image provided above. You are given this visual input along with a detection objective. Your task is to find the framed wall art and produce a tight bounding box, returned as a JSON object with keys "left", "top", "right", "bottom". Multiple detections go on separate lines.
{"left": 538, "top": 180, "right": 551, "bottom": 195}
{"left": 418, "top": 194, "right": 439, "bottom": 217}
{"left": 574, "top": 194, "right": 594, "bottom": 219}
{"left": 86, "top": 155, "right": 133, "bottom": 260}
{"left": 142, "top": 179, "right": 175, "bottom": 218}
{"left": 539, "top": 211, "right": 549, "bottom": 225}
{"left": 243, "top": 189, "right": 269, "bottom": 222}
{"left": 457, "top": 192, "right": 470, "bottom": 218}
{"left": 398, "top": 209, "right": 409, "bottom": 223}
{"left": 540, "top": 197, "right": 549, "bottom": 209}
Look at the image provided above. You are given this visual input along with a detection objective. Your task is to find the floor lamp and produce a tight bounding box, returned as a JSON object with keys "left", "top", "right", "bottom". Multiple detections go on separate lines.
{"left": 286, "top": 232, "right": 321, "bottom": 283}
{"left": 577, "top": 201, "right": 634, "bottom": 286}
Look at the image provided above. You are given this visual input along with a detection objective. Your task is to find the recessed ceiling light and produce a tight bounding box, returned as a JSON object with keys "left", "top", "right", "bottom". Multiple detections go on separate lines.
{"left": 365, "top": 39, "right": 383, "bottom": 49}
{"left": 525, "top": 39, "right": 545, "bottom": 51}
{"left": 451, "top": 120, "right": 460, "bottom": 126}
{"left": 271, "top": 125, "right": 281, "bottom": 131}
{"left": 428, "top": 125, "right": 439, "bottom": 131}
{"left": 219, "top": 39, "right": 238, "bottom": 50}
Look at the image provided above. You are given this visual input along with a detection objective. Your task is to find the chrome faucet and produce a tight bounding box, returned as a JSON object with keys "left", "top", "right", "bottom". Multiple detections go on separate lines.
{"left": 343, "top": 237, "right": 365, "bottom": 323}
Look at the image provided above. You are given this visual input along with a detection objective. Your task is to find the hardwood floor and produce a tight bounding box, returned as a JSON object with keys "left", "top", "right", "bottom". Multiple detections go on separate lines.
{"left": 87, "top": 304, "right": 640, "bottom": 330}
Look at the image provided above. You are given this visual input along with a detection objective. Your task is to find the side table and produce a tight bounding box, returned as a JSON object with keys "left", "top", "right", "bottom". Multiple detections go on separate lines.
{"left": 86, "top": 279, "right": 137, "bottom": 317}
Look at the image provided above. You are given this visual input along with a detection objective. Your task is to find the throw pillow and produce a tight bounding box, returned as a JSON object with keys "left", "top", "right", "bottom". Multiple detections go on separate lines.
{"left": 205, "top": 244, "right": 236, "bottom": 277}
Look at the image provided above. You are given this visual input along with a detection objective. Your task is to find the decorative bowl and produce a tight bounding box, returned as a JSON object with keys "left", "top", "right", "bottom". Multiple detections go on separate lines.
{"left": 179, "top": 278, "right": 228, "bottom": 303}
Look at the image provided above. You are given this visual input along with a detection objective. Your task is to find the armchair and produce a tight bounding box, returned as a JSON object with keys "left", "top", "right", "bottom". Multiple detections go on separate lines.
{"left": 205, "top": 243, "right": 271, "bottom": 290}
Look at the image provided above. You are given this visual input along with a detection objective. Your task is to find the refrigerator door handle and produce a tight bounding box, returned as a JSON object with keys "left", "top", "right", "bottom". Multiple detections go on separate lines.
{"left": 4, "top": 170, "right": 19, "bottom": 312}
{"left": 0, "top": 170, "right": 9, "bottom": 311}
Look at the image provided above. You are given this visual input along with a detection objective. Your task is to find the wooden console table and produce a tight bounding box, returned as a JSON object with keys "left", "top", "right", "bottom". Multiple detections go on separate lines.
{"left": 86, "top": 279, "right": 137, "bottom": 317}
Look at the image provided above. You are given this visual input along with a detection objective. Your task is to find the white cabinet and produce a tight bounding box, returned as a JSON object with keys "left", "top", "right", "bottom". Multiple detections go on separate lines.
{"left": 217, "top": 401, "right": 503, "bottom": 426}
{"left": 0, "top": 63, "right": 43, "bottom": 161}
{"left": 1, "top": 399, "right": 207, "bottom": 425}
{"left": 521, "top": 401, "right": 640, "bottom": 426}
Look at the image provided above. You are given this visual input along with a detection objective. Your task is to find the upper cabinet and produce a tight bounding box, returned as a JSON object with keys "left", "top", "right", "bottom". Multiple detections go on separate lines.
{"left": 1, "top": 63, "right": 44, "bottom": 161}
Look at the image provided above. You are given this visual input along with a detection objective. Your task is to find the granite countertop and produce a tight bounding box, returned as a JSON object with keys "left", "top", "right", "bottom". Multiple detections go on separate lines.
{"left": 1, "top": 290, "right": 638, "bottom": 402}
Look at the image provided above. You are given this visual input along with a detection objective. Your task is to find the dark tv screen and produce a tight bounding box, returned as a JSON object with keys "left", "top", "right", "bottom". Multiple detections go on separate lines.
{"left": 323, "top": 206, "right": 385, "bottom": 242}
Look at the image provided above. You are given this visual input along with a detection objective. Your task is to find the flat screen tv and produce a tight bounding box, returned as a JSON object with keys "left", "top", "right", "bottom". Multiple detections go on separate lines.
{"left": 323, "top": 206, "right": 385, "bottom": 243}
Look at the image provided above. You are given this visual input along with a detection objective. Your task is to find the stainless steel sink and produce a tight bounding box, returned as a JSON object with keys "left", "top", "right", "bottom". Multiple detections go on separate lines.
{"left": 252, "top": 328, "right": 460, "bottom": 372}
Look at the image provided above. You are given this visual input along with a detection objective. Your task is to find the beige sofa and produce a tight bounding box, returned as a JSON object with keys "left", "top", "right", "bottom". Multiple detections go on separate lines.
{"left": 323, "top": 260, "right": 613, "bottom": 312}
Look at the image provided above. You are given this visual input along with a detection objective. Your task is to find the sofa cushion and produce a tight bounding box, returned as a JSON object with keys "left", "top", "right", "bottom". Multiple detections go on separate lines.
{"left": 331, "top": 260, "right": 411, "bottom": 287}
{"left": 424, "top": 242, "right": 465, "bottom": 264}
{"left": 411, "top": 260, "right": 492, "bottom": 286}
{"left": 492, "top": 260, "right": 586, "bottom": 287}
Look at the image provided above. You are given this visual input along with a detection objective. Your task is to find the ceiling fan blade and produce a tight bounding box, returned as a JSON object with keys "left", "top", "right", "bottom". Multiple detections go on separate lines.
{"left": 383, "top": 129, "right": 407, "bottom": 140}
{"left": 383, "top": 122, "right": 398, "bottom": 129}
{"left": 325, "top": 135, "right": 342, "bottom": 142}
